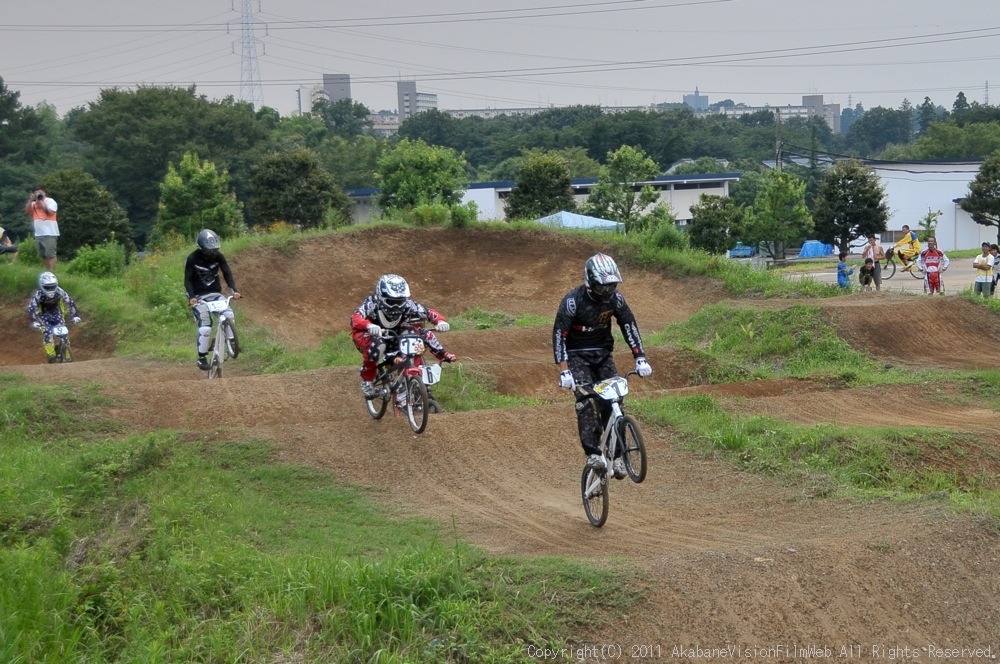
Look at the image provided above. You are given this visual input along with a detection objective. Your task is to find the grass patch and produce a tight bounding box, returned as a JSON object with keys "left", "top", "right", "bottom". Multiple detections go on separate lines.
{"left": 450, "top": 306, "right": 549, "bottom": 330}
{"left": 0, "top": 379, "right": 630, "bottom": 661}
{"left": 632, "top": 394, "right": 1000, "bottom": 522}
{"left": 657, "top": 302, "right": 889, "bottom": 383}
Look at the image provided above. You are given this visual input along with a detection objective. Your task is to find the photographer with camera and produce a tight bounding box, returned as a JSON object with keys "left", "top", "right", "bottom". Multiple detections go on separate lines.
{"left": 24, "top": 186, "right": 59, "bottom": 271}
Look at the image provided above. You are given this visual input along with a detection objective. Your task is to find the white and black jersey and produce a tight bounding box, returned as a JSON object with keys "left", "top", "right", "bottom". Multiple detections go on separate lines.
{"left": 552, "top": 285, "right": 644, "bottom": 365}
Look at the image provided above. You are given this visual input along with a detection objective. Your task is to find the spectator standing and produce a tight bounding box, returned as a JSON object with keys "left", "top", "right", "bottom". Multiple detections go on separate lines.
{"left": 860, "top": 234, "right": 885, "bottom": 291}
{"left": 24, "top": 186, "right": 59, "bottom": 271}
{"left": 972, "top": 241, "right": 994, "bottom": 297}
{"left": 836, "top": 253, "right": 854, "bottom": 289}
{"left": 916, "top": 236, "right": 949, "bottom": 295}
{"left": 991, "top": 244, "right": 1000, "bottom": 296}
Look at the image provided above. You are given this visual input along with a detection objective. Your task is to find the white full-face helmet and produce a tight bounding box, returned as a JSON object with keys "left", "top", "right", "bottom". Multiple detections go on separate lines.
{"left": 584, "top": 253, "right": 622, "bottom": 303}
{"left": 374, "top": 274, "right": 411, "bottom": 326}
{"left": 38, "top": 271, "right": 59, "bottom": 301}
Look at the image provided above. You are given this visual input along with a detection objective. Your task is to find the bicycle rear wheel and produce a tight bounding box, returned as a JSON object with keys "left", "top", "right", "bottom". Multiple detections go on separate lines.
{"left": 366, "top": 379, "right": 389, "bottom": 420}
{"left": 620, "top": 415, "right": 647, "bottom": 483}
{"left": 207, "top": 348, "right": 223, "bottom": 379}
{"left": 581, "top": 466, "right": 609, "bottom": 527}
{"left": 404, "top": 375, "right": 429, "bottom": 434}
{"left": 222, "top": 319, "right": 240, "bottom": 358}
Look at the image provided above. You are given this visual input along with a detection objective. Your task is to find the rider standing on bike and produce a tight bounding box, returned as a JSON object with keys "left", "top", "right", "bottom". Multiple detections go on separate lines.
{"left": 553, "top": 253, "right": 652, "bottom": 479}
{"left": 891, "top": 225, "right": 921, "bottom": 272}
{"left": 184, "top": 229, "right": 241, "bottom": 370}
{"left": 27, "top": 271, "right": 81, "bottom": 363}
{"left": 350, "top": 273, "right": 457, "bottom": 399}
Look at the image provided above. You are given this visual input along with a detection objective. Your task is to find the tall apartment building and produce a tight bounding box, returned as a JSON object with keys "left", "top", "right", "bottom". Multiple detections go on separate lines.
{"left": 322, "top": 74, "right": 352, "bottom": 103}
{"left": 397, "top": 81, "right": 438, "bottom": 121}
{"left": 683, "top": 87, "right": 708, "bottom": 111}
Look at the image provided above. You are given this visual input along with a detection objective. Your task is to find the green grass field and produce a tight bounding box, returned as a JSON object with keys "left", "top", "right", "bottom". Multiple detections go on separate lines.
{"left": 2, "top": 225, "right": 998, "bottom": 660}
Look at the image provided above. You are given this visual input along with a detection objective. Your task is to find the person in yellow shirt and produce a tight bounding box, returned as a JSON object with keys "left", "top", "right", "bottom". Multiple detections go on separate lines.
{"left": 972, "top": 241, "right": 995, "bottom": 297}
{"left": 892, "top": 224, "right": 921, "bottom": 272}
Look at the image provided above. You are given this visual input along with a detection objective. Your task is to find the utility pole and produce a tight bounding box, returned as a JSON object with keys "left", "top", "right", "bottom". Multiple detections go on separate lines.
{"left": 774, "top": 108, "right": 783, "bottom": 172}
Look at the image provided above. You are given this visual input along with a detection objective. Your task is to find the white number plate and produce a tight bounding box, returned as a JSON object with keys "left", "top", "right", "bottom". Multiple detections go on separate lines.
{"left": 421, "top": 364, "right": 441, "bottom": 385}
{"left": 594, "top": 376, "right": 629, "bottom": 400}
{"left": 203, "top": 299, "right": 230, "bottom": 313}
{"left": 52, "top": 325, "right": 69, "bottom": 336}
{"left": 399, "top": 336, "right": 425, "bottom": 356}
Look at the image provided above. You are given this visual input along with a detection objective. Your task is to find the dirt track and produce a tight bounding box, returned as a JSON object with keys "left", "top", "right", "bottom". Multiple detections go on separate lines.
{"left": 3, "top": 228, "right": 998, "bottom": 658}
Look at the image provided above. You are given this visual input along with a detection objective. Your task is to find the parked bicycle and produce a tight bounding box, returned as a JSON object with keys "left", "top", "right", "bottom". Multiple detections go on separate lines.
{"left": 881, "top": 247, "right": 923, "bottom": 280}
{"left": 199, "top": 295, "right": 239, "bottom": 379}
{"left": 575, "top": 371, "right": 647, "bottom": 527}
{"left": 364, "top": 322, "right": 440, "bottom": 434}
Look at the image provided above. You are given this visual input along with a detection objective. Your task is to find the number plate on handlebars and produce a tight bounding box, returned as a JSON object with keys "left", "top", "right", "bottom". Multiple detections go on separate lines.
{"left": 52, "top": 325, "right": 69, "bottom": 336}
{"left": 421, "top": 364, "right": 441, "bottom": 385}
{"left": 593, "top": 376, "right": 629, "bottom": 400}
{"left": 202, "top": 298, "right": 232, "bottom": 313}
{"left": 399, "top": 336, "right": 425, "bottom": 356}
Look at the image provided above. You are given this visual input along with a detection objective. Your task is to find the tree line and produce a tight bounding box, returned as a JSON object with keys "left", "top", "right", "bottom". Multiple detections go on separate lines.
{"left": 2, "top": 74, "right": 1000, "bottom": 257}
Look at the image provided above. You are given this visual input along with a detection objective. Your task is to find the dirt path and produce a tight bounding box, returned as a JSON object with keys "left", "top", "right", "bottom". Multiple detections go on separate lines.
{"left": 3, "top": 229, "right": 997, "bottom": 656}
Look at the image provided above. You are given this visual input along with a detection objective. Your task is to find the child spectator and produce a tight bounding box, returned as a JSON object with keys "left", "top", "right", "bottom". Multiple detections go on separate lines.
{"left": 858, "top": 257, "right": 875, "bottom": 292}
{"left": 836, "top": 253, "right": 854, "bottom": 289}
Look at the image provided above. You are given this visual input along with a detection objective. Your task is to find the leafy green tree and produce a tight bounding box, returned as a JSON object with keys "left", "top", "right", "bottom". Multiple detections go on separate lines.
{"left": 250, "top": 150, "right": 346, "bottom": 228}
{"left": 376, "top": 138, "right": 467, "bottom": 210}
{"left": 151, "top": 152, "right": 243, "bottom": 248}
{"left": 272, "top": 113, "right": 328, "bottom": 150}
{"left": 581, "top": 145, "right": 660, "bottom": 232}
{"left": 68, "top": 86, "right": 271, "bottom": 244}
{"left": 38, "top": 169, "right": 134, "bottom": 260}
{"left": 881, "top": 122, "right": 1000, "bottom": 160}
{"left": 742, "top": 170, "right": 812, "bottom": 259}
{"left": 670, "top": 157, "right": 729, "bottom": 175}
{"left": 916, "top": 208, "right": 942, "bottom": 242}
{"left": 840, "top": 103, "right": 864, "bottom": 135}
{"left": 812, "top": 159, "right": 888, "bottom": 252}
{"left": 504, "top": 150, "right": 576, "bottom": 220}
{"left": 917, "top": 97, "right": 939, "bottom": 136}
{"left": 845, "top": 106, "right": 912, "bottom": 156}
{"left": 952, "top": 92, "right": 970, "bottom": 116}
{"left": 960, "top": 150, "right": 1000, "bottom": 243}
{"left": 311, "top": 98, "right": 372, "bottom": 138}
{"left": 0, "top": 77, "right": 53, "bottom": 231}
{"left": 687, "top": 194, "right": 744, "bottom": 254}
{"left": 316, "top": 135, "right": 384, "bottom": 189}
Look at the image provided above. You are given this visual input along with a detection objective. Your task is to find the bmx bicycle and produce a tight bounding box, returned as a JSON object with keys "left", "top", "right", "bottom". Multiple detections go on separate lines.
{"left": 198, "top": 295, "right": 239, "bottom": 379}
{"left": 881, "top": 247, "right": 923, "bottom": 281}
{"left": 364, "top": 323, "right": 442, "bottom": 434}
{"left": 36, "top": 322, "right": 74, "bottom": 363}
{"left": 575, "top": 371, "right": 647, "bottom": 527}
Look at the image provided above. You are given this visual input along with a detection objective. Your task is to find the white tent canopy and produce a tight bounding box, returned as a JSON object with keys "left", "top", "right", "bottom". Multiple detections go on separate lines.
{"left": 535, "top": 210, "right": 624, "bottom": 233}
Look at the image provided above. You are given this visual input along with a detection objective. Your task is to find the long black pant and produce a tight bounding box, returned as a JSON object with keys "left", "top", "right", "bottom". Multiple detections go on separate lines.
{"left": 568, "top": 352, "right": 619, "bottom": 456}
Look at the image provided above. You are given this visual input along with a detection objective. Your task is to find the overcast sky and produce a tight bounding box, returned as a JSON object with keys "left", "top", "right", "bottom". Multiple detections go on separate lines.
{"left": 2, "top": 0, "right": 998, "bottom": 118}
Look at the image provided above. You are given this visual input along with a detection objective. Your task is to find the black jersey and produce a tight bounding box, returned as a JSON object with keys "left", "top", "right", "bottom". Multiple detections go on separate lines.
{"left": 184, "top": 250, "right": 238, "bottom": 299}
{"left": 552, "top": 284, "right": 644, "bottom": 364}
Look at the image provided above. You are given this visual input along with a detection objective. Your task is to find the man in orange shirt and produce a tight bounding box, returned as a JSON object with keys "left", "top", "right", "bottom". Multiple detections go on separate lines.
{"left": 24, "top": 185, "right": 59, "bottom": 271}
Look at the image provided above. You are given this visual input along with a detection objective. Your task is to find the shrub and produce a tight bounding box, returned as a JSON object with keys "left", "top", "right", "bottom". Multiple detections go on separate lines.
{"left": 450, "top": 202, "right": 478, "bottom": 229}
{"left": 67, "top": 241, "right": 127, "bottom": 278}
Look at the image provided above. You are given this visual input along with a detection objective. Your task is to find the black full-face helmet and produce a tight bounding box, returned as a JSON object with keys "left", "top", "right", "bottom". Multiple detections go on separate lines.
{"left": 584, "top": 253, "right": 622, "bottom": 303}
{"left": 196, "top": 229, "right": 221, "bottom": 258}
{"left": 374, "top": 274, "right": 411, "bottom": 326}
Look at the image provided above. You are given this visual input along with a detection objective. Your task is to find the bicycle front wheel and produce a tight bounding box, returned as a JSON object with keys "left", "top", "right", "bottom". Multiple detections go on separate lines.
{"left": 880, "top": 258, "right": 895, "bottom": 280}
{"left": 581, "top": 466, "right": 609, "bottom": 527}
{"left": 404, "top": 375, "right": 429, "bottom": 434}
{"left": 620, "top": 415, "right": 647, "bottom": 483}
